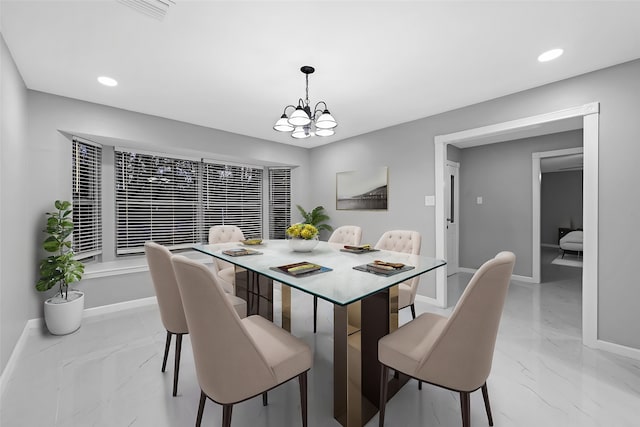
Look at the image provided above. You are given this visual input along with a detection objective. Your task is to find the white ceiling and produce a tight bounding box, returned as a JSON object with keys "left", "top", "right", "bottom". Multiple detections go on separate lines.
{"left": 2, "top": 1, "right": 640, "bottom": 148}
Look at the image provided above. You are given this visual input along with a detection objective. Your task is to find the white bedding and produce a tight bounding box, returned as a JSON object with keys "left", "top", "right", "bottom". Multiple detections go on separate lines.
{"left": 560, "top": 230, "right": 583, "bottom": 252}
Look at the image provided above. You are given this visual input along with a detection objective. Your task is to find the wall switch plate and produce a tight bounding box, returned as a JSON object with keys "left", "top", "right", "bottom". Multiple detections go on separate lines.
{"left": 477, "top": 196, "right": 483, "bottom": 205}
{"left": 424, "top": 195, "right": 435, "bottom": 206}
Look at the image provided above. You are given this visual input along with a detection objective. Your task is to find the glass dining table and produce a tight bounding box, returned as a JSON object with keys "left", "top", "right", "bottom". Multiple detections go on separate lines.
{"left": 194, "top": 239, "right": 446, "bottom": 427}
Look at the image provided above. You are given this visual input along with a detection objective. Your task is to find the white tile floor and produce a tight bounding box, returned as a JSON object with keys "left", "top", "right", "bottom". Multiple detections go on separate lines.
{"left": 2, "top": 248, "right": 639, "bottom": 426}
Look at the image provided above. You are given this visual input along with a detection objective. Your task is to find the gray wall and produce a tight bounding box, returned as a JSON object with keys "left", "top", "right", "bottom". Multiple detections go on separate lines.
{"left": 311, "top": 59, "right": 640, "bottom": 350}
{"left": 1, "top": 35, "right": 30, "bottom": 373}
{"left": 0, "top": 39, "right": 311, "bottom": 374}
{"left": 541, "top": 171, "right": 583, "bottom": 245}
{"left": 458, "top": 130, "right": 583, "bottom": 276}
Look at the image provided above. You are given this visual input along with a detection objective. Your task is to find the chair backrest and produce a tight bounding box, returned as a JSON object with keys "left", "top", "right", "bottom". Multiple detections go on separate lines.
{"left": 417, "top": 251, "right": 516, "bottom": 391}
{"left": 208, "top": 225, "right": 246, "bottom": 243}
{"left": 170, "top": 255, "right": 275, "bottom": 404}
{"left": 375, "top": 230, "right": 422, "bottom": 302}
{"left": 144, "top": 241, "right": 188, "bottom": 334}
{"left": 208, "top": 225, "right": 245, "bottom": 272}
{"left": 374, "top": 230, "right": 421, "bottom": 254}
{"left": 328, "top": 225, "right": 363, "bottom": 245}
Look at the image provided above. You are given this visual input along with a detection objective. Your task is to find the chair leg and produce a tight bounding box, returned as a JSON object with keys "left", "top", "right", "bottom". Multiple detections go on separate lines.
{"left": 459, "top": 391, "right": 471, "bottom": 427}
{"left": 262, "top": 392, "right": 268, "bottom": 406}
{"left": 173, "top": 333, "right": 183, "bottom": 396}
{"left": 379, "top": 365, "right": 389, "bottom": 427}
{"left": 418, "top": 380, "right": 422, "bottom": 390}
{"left": 481, "top": 383, "right": 494, "bottom": 426}
{"left": 196, "top": 391, "right": 206, "bottom": 427}
{"left": 410, "top": 303, "right": 416, "bottom": 319}
{"left": 299, "top": 371, "right": 308, "bottom": 427}
{"left": 162, "top": 331, "right": 172, "bottom": 372}
{"left": 313, "top": 296, "right": 318, "bottom": 333}
{"left": 222, "top": 404, "right": 233, "bottom": 427}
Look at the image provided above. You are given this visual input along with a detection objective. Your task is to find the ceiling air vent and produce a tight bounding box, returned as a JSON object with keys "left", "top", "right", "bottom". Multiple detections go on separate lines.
{"left": 118, "top": 0, "right": 176, "bottom": 21}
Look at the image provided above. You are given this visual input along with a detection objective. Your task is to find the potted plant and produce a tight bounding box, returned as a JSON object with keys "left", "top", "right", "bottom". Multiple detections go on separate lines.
{"left": 296, "top": 205, "right": 333, "bottom": 233}
{"left": 36, "top": 200, "right": 85, "bottom": 335}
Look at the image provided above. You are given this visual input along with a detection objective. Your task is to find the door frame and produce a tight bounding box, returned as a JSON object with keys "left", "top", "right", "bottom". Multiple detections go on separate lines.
{"left": 446, "top": 160, "right": 460, "bottom": 276}
{"left": 434, "top": 102, "right": 599, "bottom": 348}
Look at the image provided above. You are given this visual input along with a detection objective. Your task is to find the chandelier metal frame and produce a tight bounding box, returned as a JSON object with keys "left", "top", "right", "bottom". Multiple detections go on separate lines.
{"left": 273, "top": 66, "right": 337, "bottom": 139}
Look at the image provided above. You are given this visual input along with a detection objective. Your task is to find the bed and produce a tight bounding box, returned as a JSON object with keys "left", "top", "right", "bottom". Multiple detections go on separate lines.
{"left": 560, "top": 230, "right": 583, "bottom": 257}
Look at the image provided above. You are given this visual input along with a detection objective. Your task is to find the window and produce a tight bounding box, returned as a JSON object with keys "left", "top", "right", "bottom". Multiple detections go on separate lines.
{"left": 115, "top": 150, "right": 200, "bottom": 254}
{"left": 268, "top": 168, "right": 291, "bottom": 239}
{"left": 202, "top": 162, "right": 263, "bottom": 239}
{"left": 72, "top": 138, "right": 102, "bottom": 260}
{"left": 102, "top": 147, "right": 287, "bottom": 257}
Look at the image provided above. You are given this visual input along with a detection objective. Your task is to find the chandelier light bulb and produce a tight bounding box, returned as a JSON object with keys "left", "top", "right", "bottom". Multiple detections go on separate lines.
{"left": 315, "top": 128, "right": 335, "bottom": 137}
{"left": 288, "top": 106, "right": 312, "bottom": 126}
{"left": 292, "top": 126, "right": 311, "bottom": 139}
{"left": 273, "top": 114, "right": 294, "bottom": 132}
{"left": 315, "top": 110, "right": 337, "bottom": 129}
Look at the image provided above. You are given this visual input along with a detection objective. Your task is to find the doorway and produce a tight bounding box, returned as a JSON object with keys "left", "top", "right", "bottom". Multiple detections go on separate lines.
{"left": 434, "top": 102, "right": 599, "bottom": 348}
{"left": 532, "top": 147, "right": 584, "bottom": 282}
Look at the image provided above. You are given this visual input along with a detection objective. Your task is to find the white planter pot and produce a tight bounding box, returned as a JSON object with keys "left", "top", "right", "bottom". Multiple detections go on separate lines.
{"left": 288, "top": 237, "right": 319, "bottom": 252}
{"left": 44, "top": 290, "right": 84, "bottom": 335}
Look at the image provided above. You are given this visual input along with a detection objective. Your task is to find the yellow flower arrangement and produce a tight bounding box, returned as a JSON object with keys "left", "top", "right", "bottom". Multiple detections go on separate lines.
{"left": 286, "top": 223, "right": 319, "bottom": 240}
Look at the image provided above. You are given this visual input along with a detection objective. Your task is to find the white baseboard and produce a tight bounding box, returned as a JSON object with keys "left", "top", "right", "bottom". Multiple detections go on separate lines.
{"left": 541, "top": 243, "right": 560, "bottom": 248}
{"left": 595, "top": 339, "right": 640, "bottom": 361}
{"left": 0, "top": 296, "right": 158, "bottom": 397}
{"left": 457, "top": 267, "right": 537, "bottom": 284}
{"left": 0, "top": 318, "right": 40, "bottom": 397}
{"left": 82, "top": 296, "right": 157, "bottom": 319}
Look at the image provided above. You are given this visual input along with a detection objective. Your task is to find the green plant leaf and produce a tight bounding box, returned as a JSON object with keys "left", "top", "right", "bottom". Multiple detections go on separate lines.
{"left": 43, "top": 236, "right": 61, "bottom": 252}
{"left": 55, "top": 200, "right": 71, "bottom": 210}
{"left": 295, "top": 205, "right": 333, "bottom": 232}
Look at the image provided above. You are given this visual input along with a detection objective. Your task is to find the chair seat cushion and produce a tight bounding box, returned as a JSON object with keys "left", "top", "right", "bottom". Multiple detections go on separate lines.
{"left": 243, "top": 315, "right": 312, "bottom": 383}
{"left": 378, "top": 312, "right": 448, "bottom": 377}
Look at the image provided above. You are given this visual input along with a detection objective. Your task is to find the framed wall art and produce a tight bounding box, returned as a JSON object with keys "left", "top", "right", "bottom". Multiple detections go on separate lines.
{"left": 336, "top": 166, "right": 388, "bottom": 210}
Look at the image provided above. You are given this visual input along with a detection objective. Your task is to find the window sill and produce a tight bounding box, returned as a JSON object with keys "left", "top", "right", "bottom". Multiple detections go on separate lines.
{"left": 83, "top": 251, "right": 213, "bottom": 280}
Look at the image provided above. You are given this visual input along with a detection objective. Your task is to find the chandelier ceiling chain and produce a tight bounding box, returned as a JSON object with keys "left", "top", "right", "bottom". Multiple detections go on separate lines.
{"left": 273, "top": 66, "right": 337, "bottom": 139}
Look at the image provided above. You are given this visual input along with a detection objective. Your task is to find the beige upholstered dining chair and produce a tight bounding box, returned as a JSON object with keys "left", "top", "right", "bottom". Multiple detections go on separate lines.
{"left": 377, "top": 251, "right": 516, "bottom": 427}
{"left": 170, "top": 255, "right": 312, "bottom": 427}
{"left": 208, "top": 225, "right": 246, "bottom": 293}
{"left": 309, "top": 225, "right": 364, "bottom": 333}
{"left": 374, "top": 230, "right": 422, "bottom": 318}
{"left": 144, "top": 242, "right": 246, "bottom": 397}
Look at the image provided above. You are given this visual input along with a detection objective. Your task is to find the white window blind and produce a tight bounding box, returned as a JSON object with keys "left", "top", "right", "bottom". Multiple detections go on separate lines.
{"left": 115, "top": 150, "right": 200, "bottom": 254}
{"left": 202, "top": 162, "right": 263, "bottom": 239}
{"left": 268, "top": 168, "right": 291, "bottom": 239}
{"left": 72, "top": 138, "right": 102, "bottom": 260}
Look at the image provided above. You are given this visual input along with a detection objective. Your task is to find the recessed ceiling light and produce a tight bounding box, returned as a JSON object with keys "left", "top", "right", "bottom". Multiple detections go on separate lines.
{"left": 97, "top": 76, "right": 118, "bottom": 87}
{"left": 538, "top": 48, "right": 564, "bottom": 62}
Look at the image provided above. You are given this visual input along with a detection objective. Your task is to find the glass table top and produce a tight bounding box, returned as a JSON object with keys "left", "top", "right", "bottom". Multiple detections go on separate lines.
{"left": 194, "top": 240, "right": 446, "bottom": 306}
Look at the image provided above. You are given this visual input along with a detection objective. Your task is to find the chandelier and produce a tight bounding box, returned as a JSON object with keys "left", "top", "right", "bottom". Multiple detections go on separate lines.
{"left": 273, "top": 66, "right": 337, "bottom": 139}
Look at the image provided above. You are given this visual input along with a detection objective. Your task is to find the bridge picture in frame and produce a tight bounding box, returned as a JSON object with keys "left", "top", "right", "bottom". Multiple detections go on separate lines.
{"left": 336, "top": 166, "right": 388, "bottom": 210}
